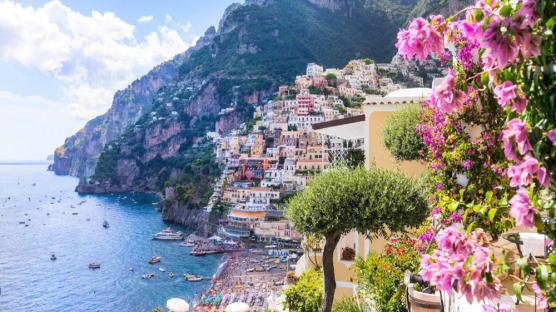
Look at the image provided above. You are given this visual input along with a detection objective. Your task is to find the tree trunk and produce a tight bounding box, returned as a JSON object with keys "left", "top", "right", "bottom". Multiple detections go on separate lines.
{"left": 322, "top": 231, "right": 342, "bottom": 312}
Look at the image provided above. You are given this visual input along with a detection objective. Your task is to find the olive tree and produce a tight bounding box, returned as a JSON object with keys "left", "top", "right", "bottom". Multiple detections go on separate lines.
{"left": 287, "top": 167, "right": 429, "bottom": 312}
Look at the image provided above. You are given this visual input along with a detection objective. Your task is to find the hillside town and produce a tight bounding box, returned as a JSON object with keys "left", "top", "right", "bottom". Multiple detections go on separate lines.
{"left": 203, "top": 58, "right": 437, "bottom": 247}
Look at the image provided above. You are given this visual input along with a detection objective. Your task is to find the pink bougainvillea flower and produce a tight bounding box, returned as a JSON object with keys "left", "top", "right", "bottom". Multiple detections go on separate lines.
{"left": 482, "top": 303, "right": 517, "bottom": 312}
{"left": 420, "top": 227, "right": 501, "bottom": 303}
{"left": 481, "top": 19, "right": 519, "bottom": 68}
{"left": 501, "top": 118, "right": 532, "bottom": 161}
{"left": 532, "top": 283, "right": 548, "bottom": 310}
{"left": 516, "top": 0, "right": 539, "bottom": 28}
{"left": 509, "top": 188, "right": 536, "bottom": 227}
{"left": 507, "top": 155, "right": 539, "bottom": 187}
{"left": 494, "top": 81, "right": 527, "bottom": 113}
{"left": 537, "top": 166, "right": 550, "bottom": 188}
{"left": 547, "top": 129, "right": 556, "bottom": 146}
{"left": 430, "top": 70, "right": 466, "bottom": 114}
{"left": 396, "top": 16, "right": 445, "bottom": 61}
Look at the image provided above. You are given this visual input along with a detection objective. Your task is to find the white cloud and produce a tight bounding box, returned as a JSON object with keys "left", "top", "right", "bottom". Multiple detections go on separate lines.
{"left": 138, "top": 15, "right": 154, "bottom": 23}
{"left": 0, "top": 1, "right": 195, "bottom": 120}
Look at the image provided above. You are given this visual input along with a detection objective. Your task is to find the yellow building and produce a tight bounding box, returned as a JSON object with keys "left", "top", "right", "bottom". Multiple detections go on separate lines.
{"left": 299, "top": 88, "right": 431, "bottom": 298}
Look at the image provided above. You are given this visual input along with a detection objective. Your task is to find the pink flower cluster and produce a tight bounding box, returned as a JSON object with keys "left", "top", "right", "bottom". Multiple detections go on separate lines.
{"left": 420, "top": 227, "right": 501, "bottom": 303}
{"left": 509, "top": 188, "right": 537, "bottom": 227}
{"left": 501, "top": 118, "right": 532, "bottom": 161}
{"left": 477, "top": 1, "right": 541, "bottom": 68}
{"left": 482, "top": 303, "right": 517, "bottom": 312}
{"left": 494, "top": 81, "right": 527, "bottom": 113}
{"left": 430, "top": 70, "right": 467, "bottom": 114}
{"left": 507, "top": 155, "right": 549, "bottom": 188}
{"left": 548, "top": 129, "right": 556, "bottom": 146}
{"left": 532, "top": 283, "right": 548, "bottom": 309}
{"left": 396, "top": 15, "right": 445, "bottom": 61}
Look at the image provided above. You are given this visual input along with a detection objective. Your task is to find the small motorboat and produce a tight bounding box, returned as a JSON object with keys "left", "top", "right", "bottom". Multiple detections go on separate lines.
{"left": 159, "top": 267, "right": 166, "bottom": 272}
{"left": 148, "top": 256, "right": 161, "bottom": 264}
{"left": 168, "top": 272, "right": 175, "bottom": 278}
{"left": 179, "top": 241, "right": 195, "bottom": 247}
{"left": 184, "top": 274, "right": 203, "bottom": 282}
{"left": 50, "top": 253, "right": 57, "bottom": 261}
{"left": 71, "top": 212, "right": 78, "bottom": 215}
{"left": 102, "top": 220, "right": 110, "bottom": 229}
{"left": 129, "top": 267, "right": 134, "bottom": 272}
{"left": 88, "top": 262, "right": 101, "bottom": 269}
{"left": 142, "top": 273, "right": 155, "bottom": 279}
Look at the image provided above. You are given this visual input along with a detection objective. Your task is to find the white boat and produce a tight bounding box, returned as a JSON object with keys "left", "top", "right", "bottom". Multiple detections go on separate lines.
{"left": 179, "top": 241, "right": 195, "bottom": 247}
{"left": 184, "top": 274, "right": 203, "bottom": 282}
{"left": 152, "top": 227, "right": 183, "bottom": 240}
{"left": 142, "top": 273, "right": 155, "bottom": 279}
{"left": 148, "top": 256, "right": 161, "bottom": 264}
{"left": 159, "top": 267, "right": 166, "bottom": 272}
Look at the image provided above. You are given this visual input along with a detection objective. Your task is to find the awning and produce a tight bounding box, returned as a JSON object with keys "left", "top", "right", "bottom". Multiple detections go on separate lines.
{"left": 312, "top": 115, "right": 365, "bottom": 140}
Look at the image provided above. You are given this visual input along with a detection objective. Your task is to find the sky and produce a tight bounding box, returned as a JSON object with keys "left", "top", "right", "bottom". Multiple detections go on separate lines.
{"left": 0, "top": 0, "right": 239, "bottom": 161}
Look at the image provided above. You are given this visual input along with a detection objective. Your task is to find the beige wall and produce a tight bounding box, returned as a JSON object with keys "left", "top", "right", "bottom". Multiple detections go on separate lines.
{"left": 366, "top": 110, "right": 425, "bottom": 177}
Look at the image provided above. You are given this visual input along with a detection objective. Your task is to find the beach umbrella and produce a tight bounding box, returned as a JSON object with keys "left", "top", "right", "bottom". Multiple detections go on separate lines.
{"left": 166, "top": 298, "right": 189, "bottom": 312}
{"left": 225, "top": 302, "right": 250, "bottom": 312}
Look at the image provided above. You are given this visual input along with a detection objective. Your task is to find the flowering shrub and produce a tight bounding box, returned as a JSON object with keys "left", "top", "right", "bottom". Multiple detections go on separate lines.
{"left": 397, "top": 0, "right": 556, "bottom": 309}
{"left": 355, "top": 238, "right": 420, "bottom": 312}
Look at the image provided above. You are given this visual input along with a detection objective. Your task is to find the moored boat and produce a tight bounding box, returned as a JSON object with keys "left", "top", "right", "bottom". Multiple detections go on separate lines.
{"left": 88, "top": 262, "right": 101, "bottom": 269}
{"left": 184, "top": 274, "right": 203, "bottom": 282}
{"left": 152, "top": 227, "right": 183, "bottom": 240}
{"left": 50, "top": 253, "right": 57, "bottom": 261}
{"left": 148, "top": 256, "right": 161, "bottom": 264}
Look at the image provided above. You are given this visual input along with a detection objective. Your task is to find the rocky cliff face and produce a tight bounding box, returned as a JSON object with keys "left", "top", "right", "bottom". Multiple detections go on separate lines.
{"left": 49, "top": 28, "right": 216, "bottom": 177}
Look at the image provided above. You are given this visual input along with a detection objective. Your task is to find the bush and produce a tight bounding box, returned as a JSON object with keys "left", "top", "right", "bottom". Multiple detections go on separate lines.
{"left": 355, "top": 238, "right": 420, "bottom": 312}
{"left": 332, "top": 297, "right": 363, "bottom": 312}
{"left": 382, "top": 105, "right": 424, "bottom": 161}
{"left": 284, "top": 269, "right": 322, "bottom": 312}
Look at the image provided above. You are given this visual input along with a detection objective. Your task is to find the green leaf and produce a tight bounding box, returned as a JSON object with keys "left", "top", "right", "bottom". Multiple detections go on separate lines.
{"left": 513, "top": 282, "right": 523, "bottom": 302}
{"left": 475, "top": 9, "right": 483, "bottom": 22}
{"left": 549, "top": 253, "right": 556, "bottom": 265}
{"left": 480, "top": 72, "right": 489, "bottom": 87}
{"left": 500, "top": 5, "right": 512, "bottom": 17}
{"left": 488, "top": 208, "right": 497, "bottom": 222}
{"left": 517, "top": 257, "right": 528, "bottom": 272}
{"left": 466, "top": 222, "right": 476, "bottom": 234}
{"left": 536, "top": 265, "right": 548, "bottom": 288}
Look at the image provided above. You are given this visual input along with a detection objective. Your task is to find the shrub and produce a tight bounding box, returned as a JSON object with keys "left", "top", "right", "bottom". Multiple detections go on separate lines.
{"left": 355, "top": 238, "right": 420, "bottom": 312}
{"left": 331, "top": 297, "right": 363, "bottom": 312}
{"left": 382, "top": 105, "right": 424, "bottom": 161}
{"left": 284, "top": 269, "right": 323, "bottom": 312}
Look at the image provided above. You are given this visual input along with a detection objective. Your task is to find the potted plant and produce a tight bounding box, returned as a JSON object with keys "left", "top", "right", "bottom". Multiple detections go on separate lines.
{"left": 341, "top": 247, "right": 356, "bottom": 261}
{"left": 404, "top": 271, "right": 442, "bottom": 312}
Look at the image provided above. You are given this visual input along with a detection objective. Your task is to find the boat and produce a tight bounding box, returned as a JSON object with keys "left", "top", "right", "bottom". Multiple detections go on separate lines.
{"left": 71, "top": 212, "right": 78, "bottom": 215}
{"left": 148, "top": 256, "right": 161, "bottom": 264}
{"left": 50, "top": 253, "right": 57, "bottom": 261}
{"left": 185, "top": 274, "right": 203, "bottom": 282}
{"left": 102, "top": 220, "right": 110, "bottom": 229}
{"left": 168, "top": 272, "right": 175, "bottom": 278}
{"left": 159, "top": 267, "right": 166, "bottom": 272}
{"left": 142, "top": 273, "right": 155, "bottom": 279}
{"left": 179, "top": 241, "right": 195, "bottom": 247}
{"left": 152, "top": 227, "right": 184, "bottom": 240}
{"left": 88, "top": 262, "right": 101, "bottom": 269}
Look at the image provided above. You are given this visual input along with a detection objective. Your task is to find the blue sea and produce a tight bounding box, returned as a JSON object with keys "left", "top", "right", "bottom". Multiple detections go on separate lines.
{"left": 0, "top": 163, "right": 222, "bottom": 312}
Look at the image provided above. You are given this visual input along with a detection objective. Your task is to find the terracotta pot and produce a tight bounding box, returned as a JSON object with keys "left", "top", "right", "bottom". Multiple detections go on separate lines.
{"left": 407, "top": 284, "right": 442, "bottom": 312}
